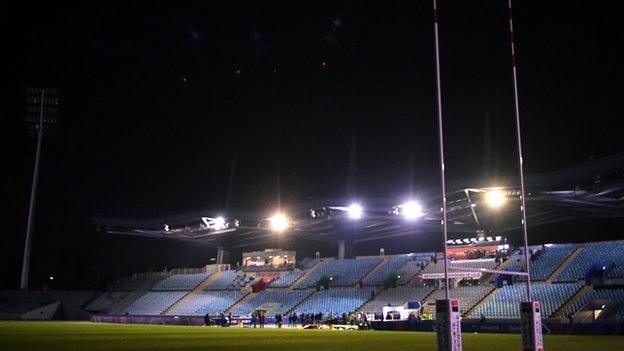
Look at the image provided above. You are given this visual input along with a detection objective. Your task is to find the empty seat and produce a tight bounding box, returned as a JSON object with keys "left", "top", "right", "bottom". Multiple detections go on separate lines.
{"left": 169, "top": 291, "right": 247, "bottom": 315}
{"left": 151, "top": 273, "right": 212, "bottom": 291}
{"left": 470, "top": 283, "right": 581, "bottom": 319}
{"left": 122, "top": 291, "right": 187, "bottom": 315}
{"left": 293, "top": 289, "right": 373, "bottom": 316}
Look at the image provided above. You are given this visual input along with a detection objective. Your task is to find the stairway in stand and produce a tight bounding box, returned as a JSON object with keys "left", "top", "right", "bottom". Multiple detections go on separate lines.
{"left": 359, "top": 256, "right": 389, "bottom": 285}
{"left": 291, "top": 261, "right": 323, "bottom": 288}
{"left": 546, "top": 245, "right": 584, "bottom": 283}
{"left": 225, "top": 290, "right": 256, "bottom": 314}
{"left": 551, "top": 285, "right": 591, "bottom": 318}
{"left": 161, "top": 272, "right": 223, "bottom": 315}
{"left": 463, "top": 288, "right": 499, "bottom": 318}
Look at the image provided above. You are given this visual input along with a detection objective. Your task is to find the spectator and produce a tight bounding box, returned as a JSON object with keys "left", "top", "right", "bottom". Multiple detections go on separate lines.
{"left": 276, "top": 313, "right": 283, "bottom": 328}
{"left": 251, "top": 313, "right": 257, "bottom": 328}
{"left": 259, "top": 312, "right": 265, "bottom": 328}
{"left": 291, "top": 313, "right": 297, "bottom": 327}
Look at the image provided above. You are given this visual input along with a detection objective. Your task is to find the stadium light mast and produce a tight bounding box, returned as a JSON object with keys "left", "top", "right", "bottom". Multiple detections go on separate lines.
{"left": 20, "top": 87, "right": 58, "bottom": 290}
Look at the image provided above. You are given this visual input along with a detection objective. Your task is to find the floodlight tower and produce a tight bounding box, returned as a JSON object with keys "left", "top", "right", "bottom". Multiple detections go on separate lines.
{"left": 20, "top": 87, "right": 59, "bottom": 290}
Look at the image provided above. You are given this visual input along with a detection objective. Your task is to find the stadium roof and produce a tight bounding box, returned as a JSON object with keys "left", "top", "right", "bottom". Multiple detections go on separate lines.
{"left": 94, "top": 153, "right": 624, "bottom": 249}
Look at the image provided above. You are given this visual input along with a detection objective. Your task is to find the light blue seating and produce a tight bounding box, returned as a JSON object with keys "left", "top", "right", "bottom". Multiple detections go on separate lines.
{"left": 470, "top": 283, "right": 581, "bottom": 319}
{"left": 518, "top": 245, "right": 576, "bottom": 281}
{"left": 300, "top": 258, "right": 319, "bottom": 270}
{"left": 293, "top": 289, "right": 373, "bottom": 316}
{"left": 564, "top": 288, "right": 624, "bottom": 318}
{"left": 204, "top": 271, "right": 239, "bottom": 290}
{"left": 169, "top": 291, "right": 247, "bottom": 315}
{"left": 233, "top": 290, "right": 312, "bottom": 315}
{"left": 269, "top": 270, "right": 304, "bottom": 288}
{"left": 359, "top": 287, "right": 433, "bottom": 313}
{"left": 363, "top": 255, "right": 430, "bottom": 286}
{"left": 425, "top": 285, "right": 494, "bottom": 317}
{"left": 151, "top": 273, "right": 212, "bottom": 291}
{"left": 296, "top": 257, "right": 382, "bottom": 288}
{"left": 555, "top": 242, "right": 624, "bottom": 282}
{"left": 123, "top": 291, "right": 187, "bottom": 315}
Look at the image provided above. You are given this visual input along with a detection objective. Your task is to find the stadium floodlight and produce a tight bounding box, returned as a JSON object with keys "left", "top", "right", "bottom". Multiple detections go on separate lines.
{"left": 346, "top": 203, "right": 363, "bottom": 219}
{"left": 214, "top": 217, "right": 226, "bottom": 230}
{"left": 21, "top": 87, "right": 59, "bottom": 290}
{"left": 484, "top": 189, "right": 507, "bottom": 209}
{"left": 399, "top": 200, "right": 424, "bottom": 220}
{"left": 268, "top": 213, "right": 290, "bottom": 232}
{"left": 201, "top": 216, "right": 228, "bottom": 230}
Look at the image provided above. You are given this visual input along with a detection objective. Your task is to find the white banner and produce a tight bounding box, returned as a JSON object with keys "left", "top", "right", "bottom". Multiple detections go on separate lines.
{"left": 422, "top": 272, "right": 482, "bottom": 279}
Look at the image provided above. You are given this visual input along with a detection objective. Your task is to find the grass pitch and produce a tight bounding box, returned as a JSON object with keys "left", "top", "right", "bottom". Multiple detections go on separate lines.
{"left": 0, "top": 321, "right": 622, "bottom": 351}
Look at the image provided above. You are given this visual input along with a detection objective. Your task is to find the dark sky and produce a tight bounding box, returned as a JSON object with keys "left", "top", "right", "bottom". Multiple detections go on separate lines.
{"left": 3, "top": 1, "right": 623, "bottom": 290}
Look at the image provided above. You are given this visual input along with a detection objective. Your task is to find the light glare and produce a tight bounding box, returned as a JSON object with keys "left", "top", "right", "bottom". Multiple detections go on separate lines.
{"left": 269, "top": 213, "right": 290, "bottom": 232}
{"left": 401, "top": 201, "right": 424, "bottom": 219}
{"left": 485, "top": 189, "right": 507, "bottom": 209}
{"left": 347, "top": 203, "right": 363, "bottom": 219}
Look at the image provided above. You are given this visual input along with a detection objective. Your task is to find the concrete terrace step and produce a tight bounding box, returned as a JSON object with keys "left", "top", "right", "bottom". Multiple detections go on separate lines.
{"left": 405, "top": 261, "right": 431, "bottom": 287}
{"left": 360, "top": 256, "right": 389, "bottom": 285}
{"left": 291, "top": 261, "right": 323, "bottom": 288}
{"left": 547, "top": 245, "right": 584, "bottom": 283}
{"left": 552, "top": 285, "right": 592, "bottom": 318}
{"left": 286, "top": 290, "right": 315, "bottom": 314}
{"left": 161, "top": 273, "right": 222, "bottom": 315}
{"left": 225, "top": 291, "right": 256, "bottom": 314}
{"left": 464, "top": 287, "right": 499, "bottom": 318}
{"left": 111, "top": 277, "right": 162, "bottom": 315}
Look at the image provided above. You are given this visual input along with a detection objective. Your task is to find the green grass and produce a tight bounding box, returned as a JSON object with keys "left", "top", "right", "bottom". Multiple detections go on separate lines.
{"left": 0, "top": 321, "right": 622, "bottom": 351}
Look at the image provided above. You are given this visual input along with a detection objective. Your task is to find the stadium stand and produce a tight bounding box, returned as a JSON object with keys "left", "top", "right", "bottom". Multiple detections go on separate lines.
{"left": 424, "top": 285, "right": 494, "bottom": 317}
{"left": 300, "top": 258, "right": 319, "bottom": 270}
{"left": 470, "top": 283, "right": 582, "bottom": 319}
{"left": 359, "top": 287, "right": 433, "bottom": 313}
{"left": 563, "top": 288, "right": 624, "bottom": 319}
{"left": 232, "top": 289, "right": 312, "bottom": 315}
{"left": 170, "top": 291, "right": 247, "bottom": 315}
{"left": 293, "top": 289, "right": 373, "bottom": 316}
{"left": 151, "top": 273, "right": 212, "bottom": 291}
{"left": 555, "top": 241, "right": 624, "bottom": 282}
{"left": 204, "top": 271, "right": 240, "bottom": 291}
{"left": 421, "top": 258, "right": 498, "bottom": 274}
{"left": 85, "top": 291, "right": 134, "bottom": 314}
{"left": 122, "top": 291, "right": 187, "bottom": 315}
{"left": 363, "top": 254, "right": 431, "bottom": 286}
{"left": 269, "top": 269, "right": 304, "bottom": 288}
{"left": 111, "top": 276, "right": 157, "bottom": 291}
{"left": 296, "top": 257, "right": 382, "bottom": 288}
{"left": 518, "top": 244, "right": 576, "bottom": 281}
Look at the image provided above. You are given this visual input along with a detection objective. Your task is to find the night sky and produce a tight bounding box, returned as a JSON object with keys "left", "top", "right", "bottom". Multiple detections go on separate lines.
{"left": 4, "top": 1, "right": 623, "bottom": 290}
